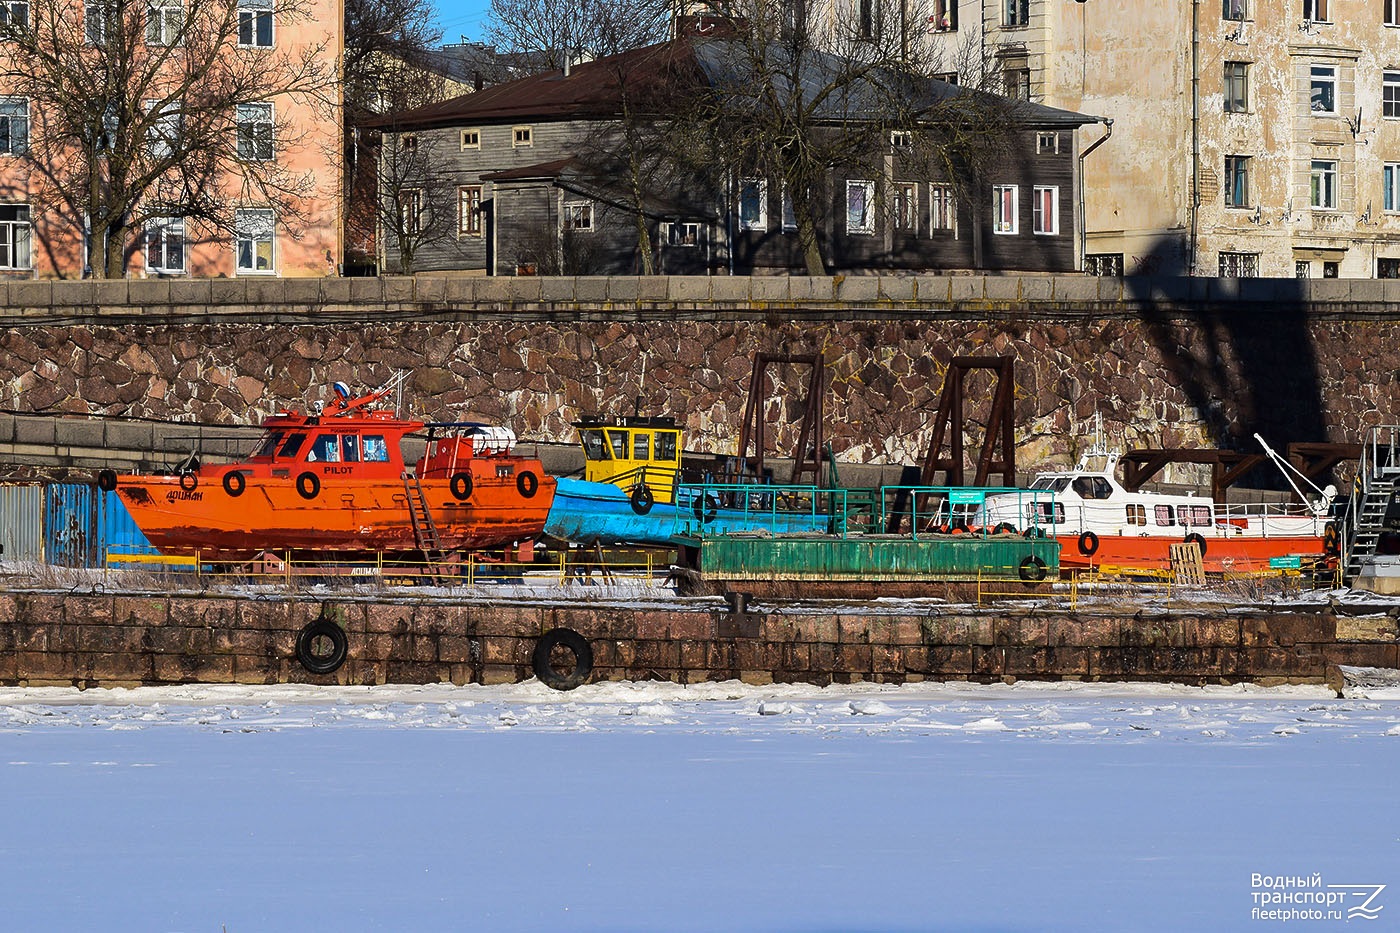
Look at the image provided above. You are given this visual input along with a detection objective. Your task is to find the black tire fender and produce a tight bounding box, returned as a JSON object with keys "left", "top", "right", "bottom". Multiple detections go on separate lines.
{"left": 296, "top": 617, "right": 348, "bottom": 675}
{"left": 992, "top": 522, "right": 1015, "bottom": 535}
{"left": 517, "top": 470, "right": 539, "bottom": 498}
{"left": 179, "top": 471, "right": 198, "bottom": 492}
{"left": 222, "top": 470, "right": 246, "bottom": 497}
{"left": 1018, "top": 555, "right": 1048, "bottom": 582}
{"left": 693, "top": 492, "right": 718, "bottom": 524}
{"left": 532, "top": 628, "right": 593, "bottom": 690}
{"left": 629, "top": 484, "right": 654, "bottom": 515}
{"left": 1184, "top": 532, "right": 1207, "bottom": 556}
{"left": 296, "top": 471, "right": 320, "bottom": 500}
{"left": 449, "top": 472, "right": 473, "bottom": 501}
{"left": 96, "top": 469, "right": 118, "bottom": 492}
{"left": 1078, "top": 531, "right": 1099, "bottom": 556}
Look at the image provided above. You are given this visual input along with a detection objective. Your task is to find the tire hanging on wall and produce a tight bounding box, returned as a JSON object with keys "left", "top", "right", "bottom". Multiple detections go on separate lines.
{"left": 1077, "top": 531, "right": 1099, "bottom": 556}
{"left": 97, "top": 469, "right": 118, "bottom": 492}
{"left": 629, "top": 484, "right": 654, "bottom": 515}
{"left": 449, "top": 472, "right": 473, "bottom": 501}
{"left": 222, "top": 470, "right": 246, "bottom": 497}
{"left": 516, "top": 470, "right": 539, "bottom": 498}
{"left": 1183, "top": 532, "right": 1207, "bottom": 556}
{"left": 296, "top": 617, "right": 348, "bottom": 675}
{"left": 532, "top": 627, "right": 593, "bottom": 691}
{"left": 296, "top": 471, "right": 320, "bottom": 500}
{"left": 1018, "top": 555, "right": 1048, "bottom": 582}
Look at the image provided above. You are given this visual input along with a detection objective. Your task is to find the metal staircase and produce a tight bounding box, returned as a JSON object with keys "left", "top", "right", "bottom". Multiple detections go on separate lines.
{"left": 1344, "top": 426, "right": 1400, "bottom": 582}
{"left": 402, "top": 469, "right": 446, "bottom": 579}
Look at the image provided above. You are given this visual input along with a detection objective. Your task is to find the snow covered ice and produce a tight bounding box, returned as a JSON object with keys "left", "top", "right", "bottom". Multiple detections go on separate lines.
{"left": 2, "top": 678, "right": 1398, "bottom": 931}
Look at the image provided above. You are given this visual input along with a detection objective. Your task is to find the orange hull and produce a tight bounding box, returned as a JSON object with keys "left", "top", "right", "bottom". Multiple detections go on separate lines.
{"left": 1056, "top": 532, "right": 1327, "bottom": 574}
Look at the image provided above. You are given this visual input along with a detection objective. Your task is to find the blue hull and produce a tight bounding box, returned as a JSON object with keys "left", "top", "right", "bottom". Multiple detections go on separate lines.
{"left": 544, "top": 478, "right": 827, "bottom": 546}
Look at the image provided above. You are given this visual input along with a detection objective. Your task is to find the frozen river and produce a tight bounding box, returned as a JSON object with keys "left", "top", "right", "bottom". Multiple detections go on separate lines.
{"left": 2, "top": 678, "right": 1397, "bottom": 932}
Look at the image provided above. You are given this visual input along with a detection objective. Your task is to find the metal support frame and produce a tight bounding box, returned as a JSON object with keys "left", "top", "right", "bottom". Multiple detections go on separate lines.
{"left": 917, "top": 355, "right": 1017, "bottom": 488}
{"left": 736, "top": 352, "right": 826, "bottom": 486}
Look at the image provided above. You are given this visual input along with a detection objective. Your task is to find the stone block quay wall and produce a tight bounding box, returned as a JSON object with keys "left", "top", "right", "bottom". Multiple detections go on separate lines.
{"left": 1, "top": 274, "right": 1399, "bottom": 479}
{"left": 2, "top": 590, "right": 1397, "bottom": 691}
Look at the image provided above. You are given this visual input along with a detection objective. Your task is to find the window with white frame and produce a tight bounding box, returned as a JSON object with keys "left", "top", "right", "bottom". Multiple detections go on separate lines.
{"left": 0, "top": 97, "right": 27, "bottom": 155}
{"left": 1003, "top": 0, "right": 1028, "bottom": 27}
{"left": 1224, "top": 155, "right": 1250, "bottom": 208}
{"left": 1310, "top": 64, "right": 1336, "bottom": 114}
{"left": 145, "top": 216, "right": 184, "bottom": 273}
{"left": 1224, "top": 61, "right": 1248, "bottom": 112}
{"left": 1036, "top": 132, "right": 1058, "bottom": 154}
{"left": 1310, "top": 159, "right": 1337, "bottom": 209}
{"left": 235, "top": 102, "right": 273, "bottom": 160}
{"left": 1303, "top": 0, "right": 1328, "bottom": 22}
{"left": 1085, "top": 253, "right": 1123, "bottom": 276}
{"left": 1389, "top": 0, "right": 1400, "bottom": 26}
{"left": 1219, "top": 251, "right": 1259, "bottom": 277}
{"left": 512, "top": 125, "right": 532, "bottom": 147}
{"left": 145, "top": 0, "right": 182, "bottom": 45}
{"left": 890, "top": 130, "right": 912, "bottom": 149}
{"left": 146, "top": 99, "right": 179, "bottom": 160}
{"left": 857, "top": 0, "right": 877, "bottom": 39}
{"left": 931, "top": 0, "right": 956, "bottom": 30}
{"left": 401, "top": 188, "right": 423, "bottom": 234}
{"left": 930, "top": 183, "right": 954, "bottom": 230}
{"left": 1032, "top": 186, "right": 1058, "bottom": 235}
{"left": 1385, "top": 71, "right": 1400, "bottom": 118}
{"left": 0, "top": 204, "right": 31, "bottom": 269}
{"left": 237, "top": 0, "right": 272, "bottom": 47}
{"left": 234, "top": 207, "right": 275, "bottom": 273}
{"left": 846, "top": 179, "right": 874, "bottom": 234}
{"left": 564, "top": 201, "right": 593, "bottom": 232}
{"left": 892, "top": 182, "right": 917, "bottom": 231}
{"left": 1223, "top": 0, "right": 1246, "bottom": 21}
{"left": 1385, "top": 163, "right": 1400, "bottom": 212}
{"left": 993, "top": 184, "right": 1018, "bottom": 234}
{"left": 664, "top": 221, "right": 700, "bottom": 246}
{"left": 85, "top": 0, "right": 106, "bottom": 43}
{"left": 0, "top": 0, "right": 28, "bottom": 29}
{"left": 738, "top": 177, "right": 767, "bottom": 231}
{"left": 460, "top": 128, "right": 480, "bottom": 149}
{"left": 932, "top": 71, "right": 958, "bottom": 85}
{"left": 780, "top": 188, "right": 796, "bottom": 232}
{"left": 458, "top": 185, "right": 483, "bottom": 236}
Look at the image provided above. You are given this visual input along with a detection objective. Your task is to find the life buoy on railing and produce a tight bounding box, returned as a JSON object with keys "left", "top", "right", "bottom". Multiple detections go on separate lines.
{"left": 629, "top": 484, "right": 654, "bottom": 515}
{"left": 296, "top": 471, "right": 320, "bottom": 500}
{"left": 1183, "top": 532, "right": 1207, "bottom": 556}
{"left": 1078, "top": 531, "right": 1099, "bottom": 556}
{"left": 96, "top": 469, "right": 117, "bottom": 492}
{"left": 179, "top": 471, "right": 198, "bottom": 492}
{"left": 532, "top": 628, "right": 593, "bottom": 690}
{"left": 1018, "top": 555, "right": 1048, "bottom": 582}
{"left": 296, "top": 617, "right": 348, "bottom": 675}
{"left": 222, "top": 470, "right": 246, "bottom": 497}
{"left": 517, "top": 470, "right": 539, "bottom": 498}
{"left": 449, "top": 472, "right": 473, "bottom": 501}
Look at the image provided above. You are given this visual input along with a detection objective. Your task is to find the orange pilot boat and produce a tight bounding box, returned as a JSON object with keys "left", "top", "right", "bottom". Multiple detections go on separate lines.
{"left": 98, "top": 377, "right": 555, "bottom": 562}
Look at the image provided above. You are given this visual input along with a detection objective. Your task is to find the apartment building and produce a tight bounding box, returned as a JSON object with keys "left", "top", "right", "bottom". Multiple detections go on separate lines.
{"left": 925, "top": 0, "right": 1400, "bottom": 278}
{"left": 0, "top": 0, "right": 343, "bottom": 279}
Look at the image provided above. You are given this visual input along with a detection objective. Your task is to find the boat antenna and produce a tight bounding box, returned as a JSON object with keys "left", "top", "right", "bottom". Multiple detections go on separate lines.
{"left": 1253, "top": 433, "right": 1337, "bottom": 516}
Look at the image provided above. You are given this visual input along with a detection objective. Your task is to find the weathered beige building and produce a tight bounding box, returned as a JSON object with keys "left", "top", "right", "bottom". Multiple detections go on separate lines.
{"left": 923, "top": 0, "right": 1400, "bottom": 278}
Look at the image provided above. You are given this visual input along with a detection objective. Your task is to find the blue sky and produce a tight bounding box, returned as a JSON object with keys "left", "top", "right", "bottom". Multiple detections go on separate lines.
{"left": 432, "top": 0, "right": 494, "bottom": 44}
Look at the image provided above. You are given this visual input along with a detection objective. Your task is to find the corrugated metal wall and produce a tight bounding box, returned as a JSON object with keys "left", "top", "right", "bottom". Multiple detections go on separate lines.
{"left": 45, "top": 483, "right": 97, "bottom": 567}
{"left": 0, "top": 484, "right": 44, "bottom": 562}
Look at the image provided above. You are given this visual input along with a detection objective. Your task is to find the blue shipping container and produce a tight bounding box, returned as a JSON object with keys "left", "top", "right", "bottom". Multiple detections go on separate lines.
{"left": 44, "top": 484, "right": 158, "bottom": 568}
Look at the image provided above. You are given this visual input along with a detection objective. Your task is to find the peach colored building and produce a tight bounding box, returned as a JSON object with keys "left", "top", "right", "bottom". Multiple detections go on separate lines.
{"left": 0, "top": 0, "right": 343, "bottom": 279}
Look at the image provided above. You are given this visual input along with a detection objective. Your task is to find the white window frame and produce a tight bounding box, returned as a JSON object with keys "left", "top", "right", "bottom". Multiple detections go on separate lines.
{"left": 890, "top": 130, "right": 912, "bottom": 149}
{"left": 846, "top": 179, "right": 875, "bottom": 235}
{"left": 930, "top": 183, "right": 955, "bottom": 231}
{"left": 930, "top": 0, "right": 956, "bottom": 31}
{"left": 780, "top": 187, "right": 797, "bottom": 232}
{"left": 1310, "top": 64, "right": 1337, "bottom": 115}
{"left": 145, "top": 215, "right": 185, "bottom": 274}
{"left": 1223, "top": 0, "right": 1246, "bottom": 21}
{"left": 1388, "top": 0, "right": 1400, "bottom": 27}
{"left": 892, "top": 181, "right": 917, "bottom": 232}
{"left": 1219, "top": 251, "right": 1259, "bottom": 277}
{"left": 85, "top": 0, "right": 106, "bottom": 43}
{"left": 460, "top": 128, "right": 480, "bottom": 150}
{"left": 512, "top": 125, "right": 532, "bottom": 148}
{"left": 1385, "top": 164, "right": 1400, "bottom": 213}
{"left": 993, "top": 184, "right": 1018, "bottom": 234}
{"left": 738, "top": 177, "right": 767, "bottom": 231}
{"left": 0, "top": 203, "right": 31, "bottom": 269}
{"left": 1036, "top": 132, "right": 1058, "bottom": 154}
{"left": 234, "top": 207, "right": 275, "bottom": 275}
{"left": 1032, "top": 185, "right": 1058, "bottom": 235}
{"left": 563, "top": 200, "right": 594, "bottom": 232}
{"left": 1224, "top": 155, "right": 1250, "bottom": 208}
{"left": 1004, "top": 66, "right": 1030, "bottom": 101}
{"left": 1310, "top": 159, "right": 1338, "bottom": 210}
{"left": 1303, "top": 0, "right": 1329, "bottom": 23}
{"left": 458, "top": 184, "right": 483, "bottom": 236}
{"left": 1385, "top": 72, "right": 1400, "bottom": 119}
{"left": 0, "top": 96, "right": 27, "bottom": 156}
{"left": 235, "top": 102, "right": 274, "bottom": 161}
{"left": 145, "top": 0, "right": 182, "bottom": 46}
{"left": 146, "top": 99, "right": 179, "bottom": 161}
{"left": 663, "top": 221, "right": 701, "bottom": 247}
{"left": 0, "top": 0, "right": 28, "bottom": 29}
{"left": 237, "top": 0, "right": 272, "bottom": 47}
{"left": 401, "top": 188, "right": 423, "bottom": 235}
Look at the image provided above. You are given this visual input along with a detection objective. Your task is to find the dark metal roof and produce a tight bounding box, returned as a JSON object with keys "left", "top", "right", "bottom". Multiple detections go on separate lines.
{"left": 481, "top": 157, "right": 581, "bottom": 181}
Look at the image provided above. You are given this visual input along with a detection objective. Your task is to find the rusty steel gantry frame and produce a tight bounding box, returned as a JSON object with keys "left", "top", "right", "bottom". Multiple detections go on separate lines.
{"left": 916, "top": 355, "right": 1017, "bottom": 488}
{"left": 736, "top": 352, "right": 827, "bottom": 486}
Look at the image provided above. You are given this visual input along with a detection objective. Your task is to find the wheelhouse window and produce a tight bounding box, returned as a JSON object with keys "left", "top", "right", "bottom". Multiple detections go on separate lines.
{"left": 0, "top": 203, "right": 31, "bottom": 269}
{"left": 607, "top": 430, "right": 628, "bottom": 459}
{"left": 1126, "top": 503, "right": 1147, "bottom": 526}
{"left": 276, "top": 432, "right": 306, "bottom": 459}
{"left": 234, "top": 207, "right": 275, "bottom": 274}
{"left": 655, "top": 432, "right": 678, "bottom": 461}
{"left": 237, "top": 0, "right": 272, "bottom": 47}
{"left": 458, "top": 185, "right": 483, "bottom": 236}
{"left": 362, "top": 436, "right": 389, "bottom": 461}
{"left": 1154, "top": 504, "right": 1175, "bottom": 526}
{"left": 846, "top": 179, "right": 874, "bottom": 234}
{"left": 1310, "top": 64, "right": 1337, "bottom": 114}
{"left": 1032, "top": 186, "right": 1058, "bottom": 235}
{"left": 1224, "top": 62, "right": 1248, "bottom": 113}
{"left": 1224, "top": 155, "right": 1250, "bottom": 208}
{"left": 145, "top": 216, "right": 184, "bottom": 273}
{"left": 632, "top": 433, "right": 649, "bottom": 460}
{"left": 1184, "top": 505, "right": 1214, "bottom": 527}
{"left": 1310, "top": 159, "right": 1337, "bottom": 209}
{"left": 992, "top": 184, "right": 1018, "bottom": 234}
{"left": 580, "top": 429, "right": 609, "bottom": 460}
{"left": 306, "top": 434, "right": 341, "bottom": 462}
{"left": 739, "top": 177, "right": 767, "bottom": 231}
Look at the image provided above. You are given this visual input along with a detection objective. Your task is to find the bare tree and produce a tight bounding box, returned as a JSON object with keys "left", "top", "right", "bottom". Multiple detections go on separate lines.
{"left": 485, "top": 0, "right": 669, "bottom": 73}
{"left": 374, "top": 129, "right": 453, "bottom": 273}
{"left": 0, "top": 0, "right": 335, "bottom": 277}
